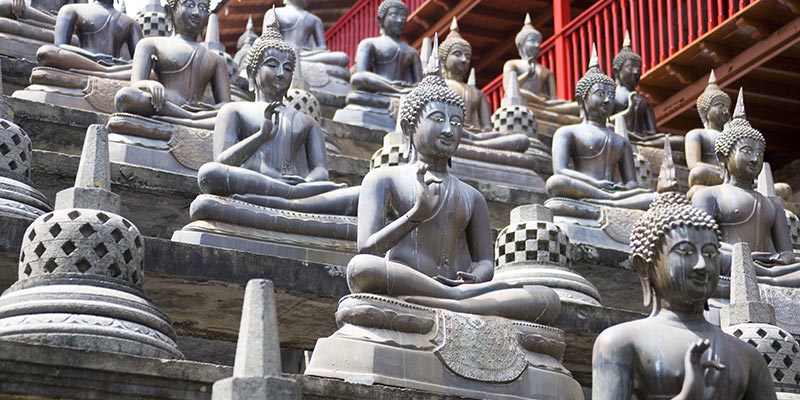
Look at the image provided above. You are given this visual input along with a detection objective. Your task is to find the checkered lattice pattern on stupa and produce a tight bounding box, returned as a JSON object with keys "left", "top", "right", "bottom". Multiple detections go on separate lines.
{"left": 286, "top": 89, "right": 322, "bottom": 123}
{"left": 633, "top": 152, "right": 652, "bottom": 189}
{"left": 726, "top": 323, "right": 800, "bottom": 387}
{"left": 18, "top": 209, "right": 145, "bottom": 285}
{"left": 137, "top": 11, "right": 171, "bottom": 37}
{"left": 370, "top": 144, "right": 406, "bottom": 170}
{"left": 491, "top": 106, "right": 537, "bottom": 136}
{"left": 495, "top": 221, "right": 570, "bottom": 267}
{"left": 0, "top": 119, "right": 32, "bottom": 180}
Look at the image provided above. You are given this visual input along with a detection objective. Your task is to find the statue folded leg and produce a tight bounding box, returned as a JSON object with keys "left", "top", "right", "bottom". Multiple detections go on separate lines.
{"left": 546, "top": 174, "right": 655, "bottom": 210}
{"left": 231, "top": 186, "right": 359, "bottom": 215}
{"left": 37, "top": 45, "right": 133, "bottom": 78}
{"left": 350, "top": 71, "right": 412, "bottom": 94}
{"left": 462, "top": 131, "right": 530, "bottom": 152}
{"left": 197, "top": 162, "right": 345, "bottom": 199}
{"left": 115, "top": 87, "right": 218, "bottom": 130}
{"left": 755, "top": 263, "right": 800, "bottom": 287}
{"left": 301, "top": 49, "right": 349, "bottom": 67}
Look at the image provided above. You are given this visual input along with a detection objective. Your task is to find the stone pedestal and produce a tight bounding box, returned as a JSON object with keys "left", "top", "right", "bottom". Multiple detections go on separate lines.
{"left": 13, "top": 67, "right": 129, "bottom": 114}
{"left": 333, "top": 91, "right": 396, "bottom": 132}
{"left": 306, "top": 294, "right": 583, "bottom": 400}
{"left": 494, "top": 205, "right": 601, "bottom": 305}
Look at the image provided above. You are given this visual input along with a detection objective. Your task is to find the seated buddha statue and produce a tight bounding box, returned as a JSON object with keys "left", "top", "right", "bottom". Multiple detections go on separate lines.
{"left": 232, "top": 15, "right": 258, "bottom": 91}
{"left": 333, "top": 0, "right": 422, "bottom": 130}
{"left": 109, "top": 0, "right": 230, "bottom": 132}
{"left": 611, "top": 32, "right": 683, "bottom": 148}
{"left": 12, "top": 0, "right": 143, "bottom": 113}
{"left": 440, "top": 17, "right": 529, "bottom": 153}
{"left": 502, "top": 13, "right": 580, "bottom": 126}
{"left": 545, "top": 46, "right": 656, "bottom": 210}
{"left": 172, "top": 13, "right": 357, "bottom": 256}
{"left": 263, "top": 0, "right": 350, "bottom": 98}
{"left": 304, "top": 51, "right": 583, "bottom": 400}
{"left": 0, "top": 0, "right": 76, "bottom": 59}
{"left": 692, "top": 89, "right": 800, "bottom": 288}
{"left": 593, "top": 190, "right": 776, "bottom": 399}
{"left": 685, "top": 70, "right": 731, "bottom": 199}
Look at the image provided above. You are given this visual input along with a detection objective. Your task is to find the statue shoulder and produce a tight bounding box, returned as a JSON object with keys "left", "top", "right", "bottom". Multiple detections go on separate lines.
{"left": 594, "top": 320, "right": 643, "bottom": 356}
{"left": 399, "top": 41, "right": 419, "bottom": 56}
{"left": 357, "top": 37, "right": 377, "bottom": 50}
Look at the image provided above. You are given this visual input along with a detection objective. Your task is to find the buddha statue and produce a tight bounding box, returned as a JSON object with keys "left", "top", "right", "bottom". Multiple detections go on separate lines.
{"left": 305, "top": 47, "right": 582, "bottom": 400}
{"left": 692, "top": 89, "right": 800, "bottom": 288}
{"left": 111, "top": 0, "right": 230, "bottom": 130}
{"left": 440, "top": 17, "right": 530, "bottom": 153}
{"left": 545, "top": 46, "right": 656, "bottom": 210}
{"left": 685, "top": 70, "right": 731, "bottom": 199}
{"left": 592, "top": 190, "right": 776, "bottom": 399}
{"left": 12, "top": 0, "right": 143, "bottom": 113}
{"left": 171, "top": 14, "right": 357, "bottom": 263}
{"left": 611, "top": 32, "right": 683, "bottom": 148}
{"left": 502, "top": 13, "right": 580, "bottom": 127}
{"left": 232, "top": 15, "right": 258, "bottom": 90}
{"left": 0, "top": 0, "right": 77, "bottom": 59}
{"left": 333, "top": 0, "right": 422, "bottom": 131}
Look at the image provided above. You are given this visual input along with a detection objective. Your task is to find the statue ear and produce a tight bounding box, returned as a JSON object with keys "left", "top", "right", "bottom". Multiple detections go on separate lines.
{"left": 631, "top": 254, "right": 654, "bottom": 308}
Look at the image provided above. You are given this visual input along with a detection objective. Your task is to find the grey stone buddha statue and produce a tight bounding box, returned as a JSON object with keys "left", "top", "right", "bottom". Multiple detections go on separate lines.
{"left": 692, "top": 89, "right": 800, "bottom": 288}
{"left": 305, "top": 46, "right": 582, "bottom": 400}
{"left": 685, "top": 70, "right": 731, "bottom": 199}
{"left": 611, "top": 31, "right": 683, "bottom": 148}
{"left": 592, "top": 190, "right": 776, "bottom": 399}
{"left": 546, "top": 46, "right": 656, "bottom": 210}
{"left": 104, "top": 0, "right": 231, "bottom": 174}
{"left": 440, "top": 17, "right": 530, "bottom": 153}
{"left": 263, "top": 1, "right": 351, "bottom": 100}
{"left": 502, "top": 13, "right": 580, "bottom": 127}
{"left": 333, "top": 0, "right": 422, "bottom": 131}
{"left": 12, "top": 0, "right": 143, "bottom": 113}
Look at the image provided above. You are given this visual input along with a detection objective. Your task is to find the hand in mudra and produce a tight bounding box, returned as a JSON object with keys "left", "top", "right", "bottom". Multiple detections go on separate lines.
{"left": 674, "top": 338, "right": 726, "bottom": 400}
{"left": 260, "top": 101, "right": 282, "bottom": 141}
{"left": 408, "top": 163, "right": 441, "bottom": 223}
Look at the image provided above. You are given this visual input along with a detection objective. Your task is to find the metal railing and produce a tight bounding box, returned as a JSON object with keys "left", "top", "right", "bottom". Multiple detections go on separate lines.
{"left": 482, "top": 0, "right": 755, "bottom": 111}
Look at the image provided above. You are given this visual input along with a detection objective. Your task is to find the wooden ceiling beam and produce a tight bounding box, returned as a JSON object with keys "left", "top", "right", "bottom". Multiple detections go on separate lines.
{"left": 408, "top": 0, "right": 482, "bottom": 49}
{"left": 471, "top": 10, "right": 554, "bottom": 76}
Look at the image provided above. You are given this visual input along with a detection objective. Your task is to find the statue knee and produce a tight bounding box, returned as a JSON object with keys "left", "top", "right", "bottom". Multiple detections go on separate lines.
{"left": 36, "top": 44, "right": 58, "bottom": 65}
{"left": 523, "top": 285, "right": 561, "bottom": 324}
{"left": 114, "top": 87, "right": 138, "bottom": 113}
{"left": 346, "top": 255, "right": 384, "bottom": 294}
{"left": 545, "top": 174, "right": 570, "bottom": 197}
{"left": 197, "top": 162, "right": 228, "bottom": 194}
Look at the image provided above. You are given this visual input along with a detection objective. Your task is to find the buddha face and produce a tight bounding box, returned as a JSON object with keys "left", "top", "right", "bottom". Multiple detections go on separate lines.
{"left": 616, "top": 58, "right": 642, "bottom": 89}
{"left": 581, "top": 82, "right": 616, "bottom": 121}
{"left": 650, "top": 226, "right": 720, "bottom": 306}
{"left": 519, "top": 34, "right": 541, "bottom": 61}
{"left": 705, "top": 98, "right": 730, "bottom": 130}
{"left": 255, "top": 48, "right": 295, "bottom": 98}
{"left": 445, "top": 43, "right": 471, "bottom": 81}
{"left": 380, "top": 6, "right": 407, "bottom": 37}
{"left": 170, "top": 0, "right": 210, "bottom": 36}
{"left": 724, "top": 137, "right": 765, "bottom": 183}
{"left": 412, "top": 101, "right": 464, "bottom": 159}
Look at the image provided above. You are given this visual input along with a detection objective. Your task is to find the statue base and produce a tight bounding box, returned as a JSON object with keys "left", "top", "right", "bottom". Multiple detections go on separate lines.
{"left": 300, "top": 61, "right": 351, "bottom": 102}
{"left": 545, "top": 198, "right": 644, "bottom": 266}
{"left": 332, "top": 91, "right": 396, "bottom": 132}
{"left": 0, "top": 174, "right": 51, "bottom": 220}
{"left": 0, "top": 28, "right": 50, "bottom": 60}
{"left": 306, "top": 294, "right": 583, "bottom": 400}
{"left": 451, "top": 156, "right": 545, "bottom": 193}
{"left": 13, "top": 67, "right": 129, "bottom": 114}
{"left": 760, "top": 284, "right": 800, "bottom": 337}
{"left": 172, "top": 195, "right": 357, "bottom": 266}
{"left": 107, "top": 114, "right": 213, "bottom": 175}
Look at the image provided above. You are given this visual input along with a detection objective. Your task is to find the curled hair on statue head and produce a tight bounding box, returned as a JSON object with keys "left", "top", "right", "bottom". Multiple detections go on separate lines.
{"left": 714, "top": 89, "right": 765, "bottom": 166}
{"left": 377, "top": 0, "right": 407, "bottom": 21}
{"left": 514, "top": 13, "right": 542, "bottom": 53}
{"left": 575, "top": 44, "right": 616, "bottom": 101}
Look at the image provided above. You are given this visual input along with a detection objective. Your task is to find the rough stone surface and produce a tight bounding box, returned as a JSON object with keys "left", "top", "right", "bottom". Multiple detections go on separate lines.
{"left": 213, "top": 377, "right": 300, "bottom": 400}
{"left": 721, "top": 242, "right": 776, "bottom": 327}
{"left": 233, "top": 280, "right": 282, "bottom": 378}
{"left": 510, "top": 204, "right": 553, "bottom": 224}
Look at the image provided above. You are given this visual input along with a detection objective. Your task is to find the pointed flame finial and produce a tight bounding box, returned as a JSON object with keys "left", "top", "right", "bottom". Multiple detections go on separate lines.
{"left": 246, "top": 14, "right": 253, "bottom": 30}
{"left": 524, "top": 13, "right": 531, "bottom": 25}
{"left": 657, "top": 136, "right": 680, "bottom": 193}
{"left": 450, "top": 16, "right": 458, "bottom": 32}
{"left": 708, "top": 69, "right": 717, "bottom": 85}
{"left": 589, "top": 43, "right": 600, "bottom": 70}
{"left": 733, "top": 87, "right": 746, "bottom": 119}
{"left": 426, "top": 32, "right": 441, "bottom": 75}
{"left": 467, "top": 68, "right": 476, "bottom": 86}
{"left": 622, "top": 30, "right": 631, "bottom": 48}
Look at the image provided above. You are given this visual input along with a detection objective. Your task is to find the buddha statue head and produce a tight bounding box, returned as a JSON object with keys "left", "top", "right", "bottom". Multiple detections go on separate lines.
{"left": 612, "top": 31, "right": 643, "bottom": 91}
{"left": 515, "top": 13, "right": 542, "bottom": 61}
{"left": 575, "top": 45, "right": 616, "bottom": 122}
{"left": 245, "top": 11, "right": 296, "bottom": 97}
{"left": 439, "top": 17, "right": 471, "bottom": 82}
{"left": 714, "top": 89, "right": 765, "bottom": 184}
{"left": 630, "top": 191, "right": 722, "bottom": 309}
{"left": 399, "top": 36, "right": 465, "bottom": 161}
{"left": 696, "top": 71, "right": 731, "bottom": 131}
{"left": 165, "top": 0, "right": 211, "bottom": 37}
{"left": 377, "top": 0, "right": 408, "bottom": 38}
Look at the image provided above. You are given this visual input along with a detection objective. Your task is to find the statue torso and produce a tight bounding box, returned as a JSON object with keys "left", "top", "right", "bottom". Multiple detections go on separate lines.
{"left": 566, "top": 124, "right": 628, "bottom": 182}
{"left": 445, "top": 79, "right": 484, "bottom": 130}
{"left": 148, "top": 36, "right": 217, "bottom": 106}
{"left": 711, "top": 185, "right": 778, "bottom": 251}
{"left": 383, "top": 165, "right": 475, "bottom": 278}
{"left": 622, "top": 319, "right": 752, "bottom": 399}
{"left": 71, "top": 3, "right": 133, "bottom": 56}
{"left": 363, "top": 36, "right": 419, "bottom": 84}
{"left": 518, "top": 62, "right": 552, "bottom": 99}
{"left": 271, "top": 7, "right": 320, "bottom": 50}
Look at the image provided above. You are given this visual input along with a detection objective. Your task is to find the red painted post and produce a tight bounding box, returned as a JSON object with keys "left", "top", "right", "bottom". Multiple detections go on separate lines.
{"left": 553, "top": 0, "right": 572, "bottom": 100}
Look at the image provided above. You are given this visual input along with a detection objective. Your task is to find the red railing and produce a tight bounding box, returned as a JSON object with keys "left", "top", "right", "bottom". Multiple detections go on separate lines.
{"left": 482, "top": 0, "right": 755, "bottom": 111}
{"left": 325, "top": 0, "right": 426, "bottom": 67}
